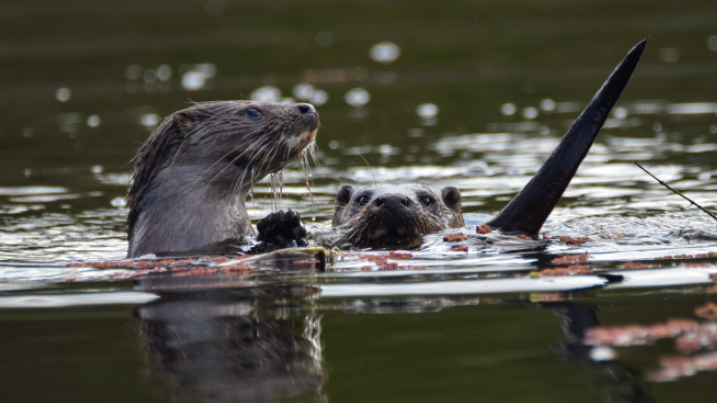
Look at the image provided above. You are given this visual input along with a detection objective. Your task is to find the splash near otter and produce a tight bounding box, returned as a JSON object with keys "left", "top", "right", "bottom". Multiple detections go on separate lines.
{"left": 127, "top": 101, "right": 318, "bottom": 258}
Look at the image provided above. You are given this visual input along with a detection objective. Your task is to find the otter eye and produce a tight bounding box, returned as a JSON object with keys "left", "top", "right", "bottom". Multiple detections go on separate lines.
{"left": 356, "top": 194, "right": 371, "bottom": 206}
{"left": 419, "top": 196, "right": 434, "bottom": 207}
{"left": 245, "top": 107, "right": 261, "bottom": 120}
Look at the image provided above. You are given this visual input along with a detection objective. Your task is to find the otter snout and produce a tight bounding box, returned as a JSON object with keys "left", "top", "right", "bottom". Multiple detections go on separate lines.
{"left": 295, "top": 103, "right": 316, "bottom": 115}
{"left": 372, "top": 194, "right": 412, "bottom": 211}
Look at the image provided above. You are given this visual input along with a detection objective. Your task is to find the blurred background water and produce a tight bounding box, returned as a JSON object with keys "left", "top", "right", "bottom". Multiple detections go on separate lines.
{"left": 2, "top": 0, "right": 717, "bottom": 402}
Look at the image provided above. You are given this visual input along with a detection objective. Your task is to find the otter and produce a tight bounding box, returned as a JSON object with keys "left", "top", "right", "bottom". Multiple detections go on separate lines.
{"left": 331, "top": 184, "right": 464, "bottom": 247}
{"left": 127, "top": 101, "right": 319, "bottom": 258}
{"left": 323, "top": 39, "right": 646, "bottom": 248}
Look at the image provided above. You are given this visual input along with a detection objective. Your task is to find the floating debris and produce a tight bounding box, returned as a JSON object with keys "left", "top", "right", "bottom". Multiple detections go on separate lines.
{"left": 552, "top": 254, "right": 589, "bottom": 265}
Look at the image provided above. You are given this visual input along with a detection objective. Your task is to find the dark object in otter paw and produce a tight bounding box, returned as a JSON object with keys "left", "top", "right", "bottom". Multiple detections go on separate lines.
{"left": 253, "top": 209, "right": 308, "bottom": 253}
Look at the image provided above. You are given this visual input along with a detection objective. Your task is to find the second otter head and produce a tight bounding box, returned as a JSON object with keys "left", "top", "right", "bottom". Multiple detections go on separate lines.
{"left": 331, "top": 184, "right": 464, "bottom": 248}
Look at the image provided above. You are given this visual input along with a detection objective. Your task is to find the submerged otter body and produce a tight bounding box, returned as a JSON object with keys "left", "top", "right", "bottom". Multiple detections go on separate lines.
{"left": 127, "top": 101, "right": 318, "bottom": 258}
{"left": 332, "top": 184, "right": 464, "bottom": 247}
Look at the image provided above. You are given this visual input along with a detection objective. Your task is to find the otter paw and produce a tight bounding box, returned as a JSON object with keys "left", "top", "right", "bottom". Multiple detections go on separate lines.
{"left": 254, "top": 209, "right": 308, "bottom": 253}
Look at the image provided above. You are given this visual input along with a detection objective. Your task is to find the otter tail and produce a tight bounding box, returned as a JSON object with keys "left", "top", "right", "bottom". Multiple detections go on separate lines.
{"left": 487, "top": 39, "right": 647, "bottom": 235}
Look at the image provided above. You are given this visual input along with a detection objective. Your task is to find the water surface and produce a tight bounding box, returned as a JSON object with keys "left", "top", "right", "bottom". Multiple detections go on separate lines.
{"left": 2, "top": 1, "right": 717, "bottom": 402}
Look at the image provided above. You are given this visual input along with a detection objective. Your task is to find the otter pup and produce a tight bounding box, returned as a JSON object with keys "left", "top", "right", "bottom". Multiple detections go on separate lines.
{"left": 331, "top": 184, "right": 464, "bottom": 247}
{"left": 127, "top": 101, "right": 318, "bottom": 258}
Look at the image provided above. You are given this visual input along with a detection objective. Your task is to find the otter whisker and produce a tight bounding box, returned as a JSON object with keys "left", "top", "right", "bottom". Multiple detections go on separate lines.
{"left": 199, "top": 128, "right": 264, "bottom": 181}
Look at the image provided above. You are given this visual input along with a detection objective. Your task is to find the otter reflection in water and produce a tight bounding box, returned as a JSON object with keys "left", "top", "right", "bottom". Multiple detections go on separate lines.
{"left": 127, "top": 101, "right": 319, "bottom": 258}
{"left": 134, "top": 285, "right": 325, "bottom": 401}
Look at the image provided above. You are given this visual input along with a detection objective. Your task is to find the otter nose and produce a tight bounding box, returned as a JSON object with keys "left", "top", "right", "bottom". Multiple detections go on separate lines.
{"left": 295, "top": 103, "right": 316, "bottom": 114}
{"left": 373, "top": 194, "right": 412, "bottom": 210}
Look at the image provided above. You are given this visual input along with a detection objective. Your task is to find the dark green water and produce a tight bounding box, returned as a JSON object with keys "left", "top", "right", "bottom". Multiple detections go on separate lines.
{"left": 3, "top": 0, "right": 717, "bottom": 401}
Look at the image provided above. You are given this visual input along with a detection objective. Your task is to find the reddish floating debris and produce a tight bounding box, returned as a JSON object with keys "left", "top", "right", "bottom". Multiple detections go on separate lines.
{"left": 443, "top": 233, "right": 468, "bottom": 242}
{"left": 551, "top": 254, "right": 589, "bottom": 265}
{"left": 384, "top": 262, "right": 399, "bottom": 270}
{"left": 543, "top": 235, "right": 589, "bottom": 244}
{"left": 540, "top": 265, "right": 592, "bottom": 276}
{"left": 695, "top": 302, "right": 717, "bottom": 321}
{"left": 292, "top": 259, "right": 320, "bottom": 264}
{"left": 221, "top": 264, "right": 251, "bottom": 273}
{"left": 585, "top": 319, "right": 701, "bottom": 347}
{"left": 681, "top": 262, "right": 714, "bottom": 268}
{"left": 476, "top": 225, "right": 492, "bottom": 234}
{"left": 450, "top": 245, "right": 469, "bottom": 252}
{"left": 516, "top": 234, "right": 532, "bottom": 240}
{"left": 648, "top": 351, "right": 717, "bottom": 382}
{"left": 388, "top": 251, "right": 413, "bottom": 260}
{"left": 616, "top": 261, "right": 661, "bottom": 270}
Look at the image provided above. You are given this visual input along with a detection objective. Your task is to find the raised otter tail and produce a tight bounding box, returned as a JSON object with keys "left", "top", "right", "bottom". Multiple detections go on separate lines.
{"left": 487, "top": 39, "right": 647, "bottom": 236}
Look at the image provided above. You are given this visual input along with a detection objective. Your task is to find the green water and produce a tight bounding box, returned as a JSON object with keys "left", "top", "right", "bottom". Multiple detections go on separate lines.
{"left": 3, "top": 0, "right": 717, "bottom": 401}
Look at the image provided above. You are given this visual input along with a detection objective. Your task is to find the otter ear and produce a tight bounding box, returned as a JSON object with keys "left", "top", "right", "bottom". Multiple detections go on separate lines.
{"left": 336, "top": 185, "right": 356, "bottom": 207}
{"left": 174, "top": 107, "right": 212, "bottom": 131}
{"left": 441, "top": 186, "right": 462, "bottom": 213}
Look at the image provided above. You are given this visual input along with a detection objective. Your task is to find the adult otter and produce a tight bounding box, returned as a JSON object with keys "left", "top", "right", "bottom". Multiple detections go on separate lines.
{"left": 127, "top": 101, "right": 319, "bottom": 258}
{"left": 331, "top": 184, "right": 464, "bottom": 247}
{"left": 328, "top": 40, "right": 647, "bottom": 248}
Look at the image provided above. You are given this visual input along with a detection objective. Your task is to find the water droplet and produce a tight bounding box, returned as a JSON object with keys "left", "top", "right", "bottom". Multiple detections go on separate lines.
{"left": 539, "top": 98, "right": 556, "bottom": 112}
{"left": 329, "top": 141, "right": 339, "bottom": 149}
{"left": 311, "top": 90, "right": 328, "bottom": 106}
{"left": 91, "top": 165, "right": 104, "bottom": 174}
{"left": 125, "top": 65, "right": 142, "bottom": 80}
{"left": 653, "top": 123, "right": 663, "bottom": 132}
{"left": 316, "top": 31, "right": 333, "bottom": 48}
{"left": 87, "top": 115, "right": 101, "bottom": 128}
{"left": 55, "top": 88, "right": 71, "bottom": 102}
{"left": 500, "top": 103, "right": 516, "bottom": 116}
{"left": 251, "top": 86, "right": 282, "bottom": 102}
{"left": 658, "top": 47, "right": 680, "bottom": 63}
{"left": 416, "top": 103, "right": 439, "bottom": 119}
{"left": 522, "top": 107, "right": 538, "bottom": 120}
{"left": 710, "top": 125, "right": 717, "bottom": 134}
{"left": 293, "top": 83, "right": 316, "bottom": 100}
{"left": 110, "top": 196, "right": 126, "bottom": 207}
{"left": 24, "top": 168, "right": 31, "bottom": 178}
{"left": 613, "top": 107, "right": 628, "bottom": 119}
{"left": 370, "top": 42, "right": 400, "bottom": 64}
{"left": 182, "top": 71, "right": 206, "bottom": 91}
{"left": 143, "top": 69, "right": 157, "bottom": 84}
{"left": 196, "top": 63, "right": 216, "bottom": 78}
{"left": 345, "top": 88, "right": 370, "bottom": 107}
{"left": 139, "top": 113, "right": 160, "bottom": 128}
{"left": 589, "top": 346, "right": 616, "bottom": 362}
{"left": 156, "top": 65, "right": 172, "bottom": 81}
{"left": 708, "top": 35, "right": 717, "bottom": 52}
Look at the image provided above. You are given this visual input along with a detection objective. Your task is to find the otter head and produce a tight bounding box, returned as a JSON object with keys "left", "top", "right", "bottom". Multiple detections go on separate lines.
{"left": 127, "top": 101, "right": 319, "bottom": 258}
{"left": 331, "top": 184, "right": 464, "bottom": 248}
